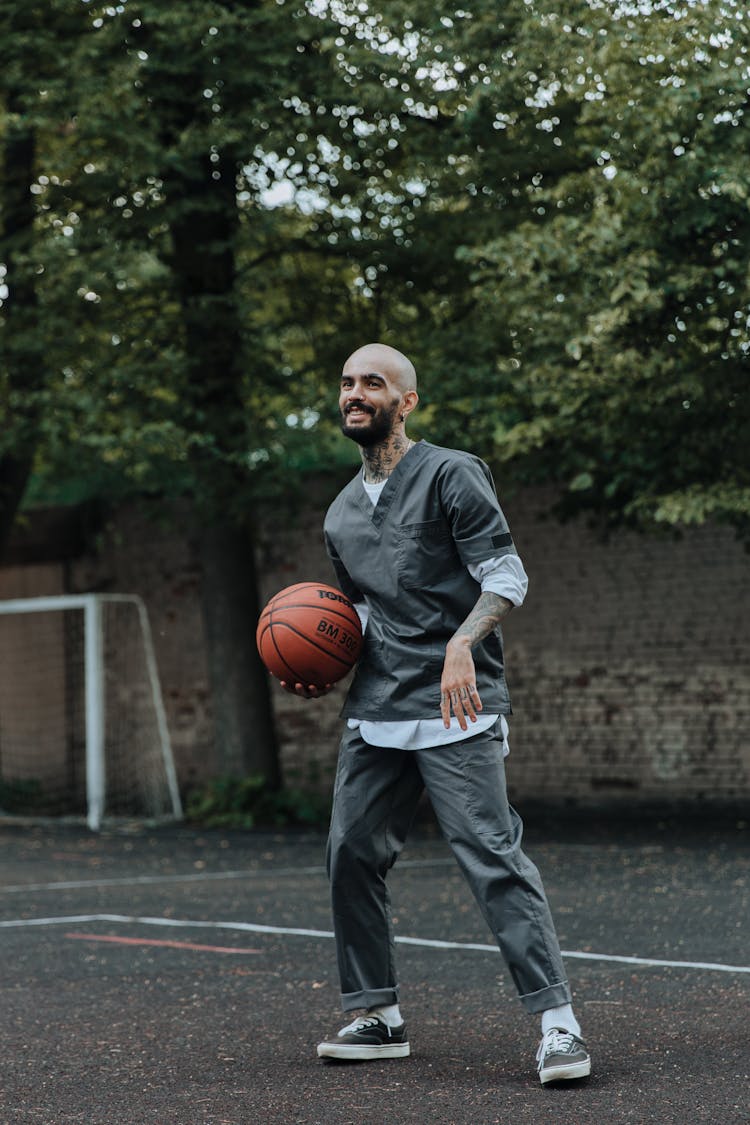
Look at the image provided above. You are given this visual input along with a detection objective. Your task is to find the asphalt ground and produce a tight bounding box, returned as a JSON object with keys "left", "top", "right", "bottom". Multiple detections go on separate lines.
{"left": 0, "top": 806, "right": 747, "bottom": 1125}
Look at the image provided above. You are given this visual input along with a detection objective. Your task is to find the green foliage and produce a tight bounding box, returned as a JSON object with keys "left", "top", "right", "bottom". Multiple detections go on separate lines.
{"left": 455, "top": 1, "right": 750, "bottom": 535}
{"left": 1, "top": 0, "right": 747, "bottom": 537}
{"left": 185, "top": 772, "right": 332, "bottom": 829}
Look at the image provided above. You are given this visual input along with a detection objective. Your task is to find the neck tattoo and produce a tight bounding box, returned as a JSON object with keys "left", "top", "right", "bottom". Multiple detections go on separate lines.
{"left": 362, "top": 435, "right": 415, "bottom": 483}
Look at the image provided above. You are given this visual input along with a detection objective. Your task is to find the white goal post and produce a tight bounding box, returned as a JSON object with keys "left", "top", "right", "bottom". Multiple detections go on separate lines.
{"left": 0, "top": 594, "right": 183, "bottom": 831}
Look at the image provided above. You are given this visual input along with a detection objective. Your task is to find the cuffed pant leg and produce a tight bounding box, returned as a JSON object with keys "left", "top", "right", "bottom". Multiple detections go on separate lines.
{"left": 326, "top": 727, "right": 423, "bottom": 1012}
{"left": 417, "top": 726, "right": 572, "bottom": 1014}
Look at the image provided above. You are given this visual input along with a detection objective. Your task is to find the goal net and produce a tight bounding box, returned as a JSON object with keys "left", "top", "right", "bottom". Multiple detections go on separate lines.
{"left": 0, "top": 594, "right": 182, "bottom": 830}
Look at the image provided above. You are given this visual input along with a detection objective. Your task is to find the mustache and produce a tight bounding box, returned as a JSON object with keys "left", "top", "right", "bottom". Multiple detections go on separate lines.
{"left": 343, "top": 402, "right": 375, "bottom": 416}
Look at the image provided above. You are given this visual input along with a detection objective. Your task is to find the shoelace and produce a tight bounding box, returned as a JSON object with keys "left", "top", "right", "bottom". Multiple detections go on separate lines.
{"left": 339, "top": 1014, "right": 382, "bottom": 1036}
{"left": 537, "top": 1028, "right": 579, "bottom": 1062}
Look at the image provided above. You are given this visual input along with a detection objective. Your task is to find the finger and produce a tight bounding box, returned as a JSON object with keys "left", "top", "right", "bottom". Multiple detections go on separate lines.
{"left": 468, "top": 682, "right": 483, "bottom": 713}
{"left": 440, "top": 689, "right": 451, "bottom": 728}
{"left": 450, "top": 688, "right": 468, "bottom": 731}
{"left": 458, "top": 685, "right": 477, "bottom": 724}
{"left": 281, "top": 681, "right": 325, "bottom": 699}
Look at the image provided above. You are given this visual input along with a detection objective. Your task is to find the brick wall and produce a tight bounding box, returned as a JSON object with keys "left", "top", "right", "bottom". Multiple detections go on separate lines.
{"left": 69, "top": 508, "right": 215, "bottom": 792}
{"left": 498, "top": 489, "right": 750, "bottom": 803}
{"left": 3, "top": 482, "right": 748, "bottom": 805}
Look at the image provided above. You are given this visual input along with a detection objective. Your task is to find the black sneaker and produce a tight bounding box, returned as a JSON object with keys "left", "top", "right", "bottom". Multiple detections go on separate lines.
{"left": 317, "top": 1013, "right": 410, "bottom": 1060}
{"left": 536, "top": 1027, "right": 591, "bottom": 1084}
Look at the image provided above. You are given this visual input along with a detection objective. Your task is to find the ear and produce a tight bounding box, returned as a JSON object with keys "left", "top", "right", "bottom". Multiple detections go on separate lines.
{"left": 400, "top": 389, "right": 419, "bottom": 422}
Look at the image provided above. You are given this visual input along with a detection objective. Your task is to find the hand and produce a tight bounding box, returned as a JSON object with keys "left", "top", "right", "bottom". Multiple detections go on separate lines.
{"left": 440, "top": 639, "right": 483, "bottom": 731}
{"left": 279, "top": 680, "right": 333, "bottom": 699}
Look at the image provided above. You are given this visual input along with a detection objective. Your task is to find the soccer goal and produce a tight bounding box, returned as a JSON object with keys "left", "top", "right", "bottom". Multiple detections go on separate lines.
{"left": 0, "top": 594, "right": 183, "bottom": 831}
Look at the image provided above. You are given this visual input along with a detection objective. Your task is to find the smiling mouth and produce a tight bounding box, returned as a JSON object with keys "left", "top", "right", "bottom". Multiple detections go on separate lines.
{"left": 344, "top": 405, "right": 374, "bottom": 419}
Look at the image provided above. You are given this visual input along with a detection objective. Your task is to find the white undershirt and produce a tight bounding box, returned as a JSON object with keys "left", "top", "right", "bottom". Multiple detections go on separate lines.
{"left": 348, "top": 477, "right": 529, "bottom": 754}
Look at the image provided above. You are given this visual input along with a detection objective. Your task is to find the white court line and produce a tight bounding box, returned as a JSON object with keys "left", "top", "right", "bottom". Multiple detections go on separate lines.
{"left": 0, "top": 858, "right": 455, "bottom": 895}
{"left": 0, "top": 912, "right": 748, "bottom": 975}
{"left": 0, "top": 868, "right": 329, "bottom": 894}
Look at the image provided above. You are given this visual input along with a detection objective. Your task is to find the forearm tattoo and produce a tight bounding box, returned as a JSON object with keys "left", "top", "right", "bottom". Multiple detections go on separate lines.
{"left": 452, "top": 591, "right": 513, "bottom": 647}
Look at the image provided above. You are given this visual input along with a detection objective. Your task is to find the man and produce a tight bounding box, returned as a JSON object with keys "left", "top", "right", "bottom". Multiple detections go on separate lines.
{"left": 283, "top": 343, "right": 591, "bottom": 1085}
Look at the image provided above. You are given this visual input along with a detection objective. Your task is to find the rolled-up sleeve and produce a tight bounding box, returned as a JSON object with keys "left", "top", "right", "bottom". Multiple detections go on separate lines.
{"left": 469, "top": 554, "right": 529, "bottom": 607}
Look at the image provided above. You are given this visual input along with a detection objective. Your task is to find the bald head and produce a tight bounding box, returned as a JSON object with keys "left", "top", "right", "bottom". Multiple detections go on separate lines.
{"left": 343, "top": 343, "right": 417, "bottom": 394}
{"left": 339, "top": 342, "right": 419, "bottom": 446}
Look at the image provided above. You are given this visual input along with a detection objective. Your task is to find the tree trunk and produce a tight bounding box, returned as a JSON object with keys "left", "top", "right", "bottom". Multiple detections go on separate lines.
{"left": 167, "top": 148, "right": 281, "bottom": 785}
{"left": 198, "top": 520, "right": 280, "bottom": 786}
{"left": 0, "top": 454, "right": 33, "bottom": 557}
{"left": 125, "top": 10, "right": 282, "bottom": 785}
{"left": 0, "top": 93, "right": 38, "bottom": 559}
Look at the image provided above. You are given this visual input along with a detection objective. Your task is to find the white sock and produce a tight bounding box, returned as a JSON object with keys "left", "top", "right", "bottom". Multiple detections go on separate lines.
{"left": 368, "top": 1003, "right": 403, "bottom": 1028}
{"left": 541, "top": 1004, "right": 581, "bottom": 1038}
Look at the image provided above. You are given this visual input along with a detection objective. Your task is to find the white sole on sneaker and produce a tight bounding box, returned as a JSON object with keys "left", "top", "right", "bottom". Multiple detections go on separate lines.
{"left": 317, "top": 1042, "right": 411, "bottom": 1060}
{"left": 539, "top": 1058, "right": 591, "bottom": 1084}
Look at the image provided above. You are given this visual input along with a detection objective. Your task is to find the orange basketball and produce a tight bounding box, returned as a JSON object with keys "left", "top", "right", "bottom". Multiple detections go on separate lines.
{"left": 256, "top": 582, "right": 363, "bottom": 688}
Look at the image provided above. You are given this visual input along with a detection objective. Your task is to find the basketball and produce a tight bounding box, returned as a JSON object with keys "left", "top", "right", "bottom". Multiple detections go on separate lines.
{"left": 256, "top": 582, "right": 363, "bottom": 688}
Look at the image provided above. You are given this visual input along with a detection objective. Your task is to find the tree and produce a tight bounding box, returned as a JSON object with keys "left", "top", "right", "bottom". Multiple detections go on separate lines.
{"left": 4, "top": 0, "right": 747, "bottom": 798}
{"left": 0, "top": 2, "right": 90, "bottom": 552}
{"left": 453, "top": 0, "right": 750, "bottom": 536}
{"left": 1, "top": 0, "right": 497, "bottom": 784}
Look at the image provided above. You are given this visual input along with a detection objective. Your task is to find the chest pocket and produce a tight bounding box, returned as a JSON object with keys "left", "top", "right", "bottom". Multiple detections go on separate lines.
{"left": 396, "top": 519, "right": 454, "bottom": 590}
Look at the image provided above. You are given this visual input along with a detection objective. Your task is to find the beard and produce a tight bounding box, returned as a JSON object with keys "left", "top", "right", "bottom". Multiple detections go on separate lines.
{"left": 340, "top": 398, "right": 401, "bottom": 446}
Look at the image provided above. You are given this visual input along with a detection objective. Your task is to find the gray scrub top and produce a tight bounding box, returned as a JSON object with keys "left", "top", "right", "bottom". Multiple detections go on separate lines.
{"left": 323, "top": 441, "right": 517, "bottom": 722}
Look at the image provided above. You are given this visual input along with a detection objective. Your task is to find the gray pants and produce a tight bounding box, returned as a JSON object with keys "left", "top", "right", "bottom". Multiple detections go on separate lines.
{"left": 326, "top": 721, "right": 572, "bottom": 1015}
